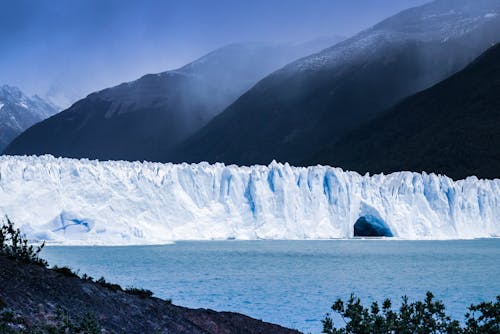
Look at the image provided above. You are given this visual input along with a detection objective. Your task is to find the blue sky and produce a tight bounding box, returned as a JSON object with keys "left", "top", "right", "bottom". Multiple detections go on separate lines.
{"left": 0, "top": 0, "right": 430, "bottom": 106}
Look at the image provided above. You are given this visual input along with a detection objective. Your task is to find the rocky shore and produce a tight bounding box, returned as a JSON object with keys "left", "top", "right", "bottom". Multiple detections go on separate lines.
{"left": 0, "top": 255, "right": 300, "bottom": 334}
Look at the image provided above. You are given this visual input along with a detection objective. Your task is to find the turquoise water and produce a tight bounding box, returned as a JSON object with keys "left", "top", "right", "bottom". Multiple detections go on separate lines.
{"left": 42, "top": 240, "right": 500, "bottom": 333}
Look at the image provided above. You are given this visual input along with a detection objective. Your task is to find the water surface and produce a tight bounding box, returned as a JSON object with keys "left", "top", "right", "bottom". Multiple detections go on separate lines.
{"left": 42, "top": 240, "right": 500, "bottom": 333}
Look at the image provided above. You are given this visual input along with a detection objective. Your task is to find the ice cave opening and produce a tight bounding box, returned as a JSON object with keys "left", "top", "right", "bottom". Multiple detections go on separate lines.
{"left": 354, "top": 215, "right": 393, "bottom": 237}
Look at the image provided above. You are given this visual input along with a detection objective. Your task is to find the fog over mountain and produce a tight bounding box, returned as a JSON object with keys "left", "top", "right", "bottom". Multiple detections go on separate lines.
{"left": 310, "top": 42, "right": 500, "bottom": 180}
{"left": 171, "top": 0, "right": 500, "bottom": 167}
{"left": 0, "top": 0, "right": 428, "bottom": 108}
{"left": 4, "top": 0, "right": 500, "bottom": 184}
{"left": 4, "top": 39, "right": 343, "bottom": 161}
{"left": 0, "top": 85, "right": 58, "bottom": 152}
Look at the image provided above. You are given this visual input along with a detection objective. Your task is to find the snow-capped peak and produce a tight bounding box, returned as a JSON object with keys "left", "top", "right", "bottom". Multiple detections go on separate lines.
{"left": 286, "top": 0, "right": 500, "bottom": 73}
{"left": 0, "top": 85, "right": 59, "bottom": 151}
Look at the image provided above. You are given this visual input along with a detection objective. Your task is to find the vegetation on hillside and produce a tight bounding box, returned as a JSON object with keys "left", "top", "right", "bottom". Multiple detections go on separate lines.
{"left": 323, "top": 292, "right": 500, "bottom": 333}
{"left": 0, "top": 217, "right": 47, "bottom": 266}
{"left": 0, "top": 217, "right": 155, "bottom": 298}
{"left": 0, "top": 305, "right": 101, "bottom": 334}
{"left": 0, "top": 217, "right": 160, "bottom": 333}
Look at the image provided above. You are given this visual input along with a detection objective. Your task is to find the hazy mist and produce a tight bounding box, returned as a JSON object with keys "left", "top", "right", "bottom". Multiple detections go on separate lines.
{"left": 0, "top": 0, "right": 430, "bottom": 107}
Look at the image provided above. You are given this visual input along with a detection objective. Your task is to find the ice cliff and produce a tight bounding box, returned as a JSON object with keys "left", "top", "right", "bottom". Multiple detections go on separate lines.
{"left": 0, "top": 155, "right": 498, "bottom": 245}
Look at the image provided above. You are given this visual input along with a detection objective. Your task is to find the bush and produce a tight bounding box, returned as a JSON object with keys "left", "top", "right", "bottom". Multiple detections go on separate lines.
{"left": 125, "top": 287, "right": 154, "bottom": 299}
{"left": 76, "top": 311, "right": 102, "bottom": 334}
{"left": 322, "top": 292, "right": 500, "bottom": 334}
{"left": 81, "top": 273, "right": 94, "bottom": 282}
{"left": 464, "top": 296, "right": 500, "bottom": 333}
{"left": 96, "top": 277, "right": 123, "bottom": 292}
{"left": 0, "top": 308, "right": 26, "bottom": 333}
{"left": 0, "top": 305, "right": 102, "bottom": 334}
{"left": 0, "top": 216, "right": 47, "bottom": 267}
{"left": 52, "top": 265, "right": 79, "bottom": 279}
{"left": 36, "top": 307, "right": 101, "bottom": 334}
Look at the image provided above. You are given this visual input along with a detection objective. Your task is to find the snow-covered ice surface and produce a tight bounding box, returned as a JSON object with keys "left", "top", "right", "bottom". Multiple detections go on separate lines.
{"left": 0, "top": 155, "right": 499, "bottom": 245}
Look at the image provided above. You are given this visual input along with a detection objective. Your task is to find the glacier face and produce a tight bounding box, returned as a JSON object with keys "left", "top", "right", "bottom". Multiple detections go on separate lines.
{"left": 0, "top": 155, "right": 498, "bottom": 245}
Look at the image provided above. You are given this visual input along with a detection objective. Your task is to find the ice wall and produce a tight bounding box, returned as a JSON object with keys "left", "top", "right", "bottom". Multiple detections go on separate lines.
{"left": 0, "top": 155, "right": 498, "bottom": 245}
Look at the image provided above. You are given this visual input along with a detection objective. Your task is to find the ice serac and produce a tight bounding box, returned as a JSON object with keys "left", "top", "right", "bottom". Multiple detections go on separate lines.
{"left": 0, "top": 155, "right": 498, "bottom": 245}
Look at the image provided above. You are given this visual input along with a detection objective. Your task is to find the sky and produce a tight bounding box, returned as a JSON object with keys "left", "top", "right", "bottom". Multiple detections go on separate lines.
{"left": 0, "top": 0, "right": 430, "bottom": 107}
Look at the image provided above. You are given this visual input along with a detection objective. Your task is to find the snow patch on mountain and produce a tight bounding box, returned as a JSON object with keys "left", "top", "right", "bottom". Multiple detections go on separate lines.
{"left": 286, "top": 0, "right": 500, "bottom": 73}
{"left": 0, "top": 86, "right": 59, "bottom": 151}
{"left": 0, "top": 155, "right": 498, "bottom": 245}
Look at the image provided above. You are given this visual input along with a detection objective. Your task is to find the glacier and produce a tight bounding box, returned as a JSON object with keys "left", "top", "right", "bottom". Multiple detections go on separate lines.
{"left": 0, "top": 155, "right": 498, "bottom": 245}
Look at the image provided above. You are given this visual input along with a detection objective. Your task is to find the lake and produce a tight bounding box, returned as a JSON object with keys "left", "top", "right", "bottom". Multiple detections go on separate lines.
{"left": 42, "top": 240, "right": 500, "bottom": 333}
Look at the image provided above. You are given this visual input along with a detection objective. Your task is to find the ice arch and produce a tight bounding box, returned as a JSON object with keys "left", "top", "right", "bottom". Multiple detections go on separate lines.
{"left": 354, "top": 215, "right": 394, "bottom": 237}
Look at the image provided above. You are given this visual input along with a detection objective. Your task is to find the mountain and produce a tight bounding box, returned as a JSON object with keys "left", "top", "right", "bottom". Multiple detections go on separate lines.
{"left": 0, "top": 155, "right": 498, "bottom": 245}
{"left": 0, "top": 85, "right": 58, "bottom": 152}
{"left": 3, "top": 39, "right": 343, "bottom": 161}
{"left": 309, "top": 43, "right": 500, "bottom": 180}
{"left": 171, "top": 0, "right": 500, "bottom": 166}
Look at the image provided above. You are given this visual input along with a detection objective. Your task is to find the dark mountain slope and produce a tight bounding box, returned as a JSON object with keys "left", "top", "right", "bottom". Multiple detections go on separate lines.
{"left": 0, "top": 85, "right": 58, "bottom": 152}
{"left": 309, "top": 43, "right": 500, "bottom": 180}
{"left": 171, "top": 0, "right": 500, "bottom": 166}
{"left": 4, "top": 40, "right": 342, "bottom": 161}
{"left": 0, "top": 255, "right": 300, "bottom": 333}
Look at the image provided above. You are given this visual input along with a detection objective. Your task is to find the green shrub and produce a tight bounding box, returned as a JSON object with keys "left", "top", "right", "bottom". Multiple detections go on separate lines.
{"left": 96, "top": 277, "right": 123, "bottom": 292}
{"left": 0, "top": 310, "right": 16, "bottom": 324}
{"left": 51, "top": 266, "right": 79, "bottom": 279}
{"left": 81, "top": 273, "right": 94, "bottom": 282}
{"left": 76, "top": 311, "right": 101, "bottom": 334}
{"left": 125, "top": 287, "right": 154, "bottom": 299}
{"left": 0, "top": 308, "right": 25, "bottom": 334}
{"left": 464, "top": 296, "right": 500, "bottom": 333}
{"left": 24, "top": 308, "right": 102, "bottom": 334}
{"left": 322, "top": 292, "right": 500, "bottom": 334}
{"left": 0, "top": 216, "right": 47, "bottom": 267}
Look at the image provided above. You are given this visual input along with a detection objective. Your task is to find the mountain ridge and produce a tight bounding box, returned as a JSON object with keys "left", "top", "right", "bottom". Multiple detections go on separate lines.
{"left": 309, "top": 42, "right": 500, "bottom": 180}
{"left": 0, "top": 85, "right": 58, "bottom": 152}
{"left": 4, "top": 39, "right": 343, "bottom": 161}
{"left": 169, "top": 0, "right": 500, "bottom": 166}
